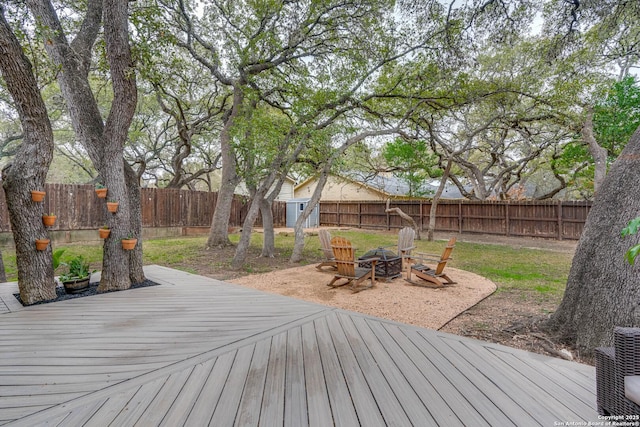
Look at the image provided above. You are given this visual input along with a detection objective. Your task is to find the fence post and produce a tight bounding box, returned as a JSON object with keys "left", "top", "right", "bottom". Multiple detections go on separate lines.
{"left": 557, "top": 201, "right": 563, "bottom": 240}
{"left": 505, "top": 202, "right": 510, "bottom": 237}
{"left": 386, "top": 206, "right": 390, "bottom": 231}
{"left": 358, "top": 202, "right": 361, "bottom": 228}
{"left": 458, "top": 201, "right": 463, "bottom": 233}
{"left": 337, "top": 201, "right": 340, "bottom": 227}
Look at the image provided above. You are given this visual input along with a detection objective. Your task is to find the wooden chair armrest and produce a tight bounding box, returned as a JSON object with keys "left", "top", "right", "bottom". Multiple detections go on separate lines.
{"left": 399, "top": 246, "right": 416, "bottom": 254}
{"left": 357, "top": 257, "right": 379, "bottom": 267}
{"left": 411, "top": 252, "right": 439, "bottom": 261}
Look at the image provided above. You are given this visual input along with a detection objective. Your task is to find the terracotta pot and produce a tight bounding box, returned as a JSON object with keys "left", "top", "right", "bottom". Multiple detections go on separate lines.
{"left": 121, "top": 238, "right": 137, "bottom": 250}
{"left": 106, "top": 202, "right": 119, "bottom": 213}
{"left": 99, "top": 228, "right": 111, "bottom": 239}
{"left": 42, "top": 215, "right": 56, "bottom": 227}
{"left": 95, "top": 188, "right": 107, "bottom": 198}
{"left": 62, "top": 278, "right": 90, "bottom": 294}
{"left": 35, "top": 239, "right": 50, "bottom": 251}
{"left": 31, "top": 190, "right": 46, "bottom": 202}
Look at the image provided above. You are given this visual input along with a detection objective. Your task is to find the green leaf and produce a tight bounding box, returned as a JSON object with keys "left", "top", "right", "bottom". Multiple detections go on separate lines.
{"left": 52, "top": 248, "right": 66, "bottom": 271}
{"left": 625, "top": 244, "right": 640, "bottom": 265}
{"left": 621, "top": 217, "right": 640, "bottom": 237}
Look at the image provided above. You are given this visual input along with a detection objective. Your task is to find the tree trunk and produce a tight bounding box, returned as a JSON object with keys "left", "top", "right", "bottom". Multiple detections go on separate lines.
{"left": 427, "top": 159, "right": 452, "bottom": 241}
{"left": 582, "top": 106, "right": 608, "bottom": 194}
{"left": 290, "top": 168, "right": 330, "bottom": 263}
{"left": 0, "top": 250, "right": 6, "bottom": 283}
{"left": 545, "top": 125, "right": 640, "bottom": 354}
{"left": 207, "top": 87, "right": 242, "bottom": 248}
{"left": 98, "top": 157, "right": 131, "bottom": 292}
{"left": 97, "top": 0, "right": 138, "bottom": 291}
{"left": 125, "top": 163, "right": 145, "bottom": 283}
{"left": 0, "top": 8, "right": 56, "bottom": 303}
{"left": 231, "top": 191, "right": 266, "bottom": 269}
{"left": 260, "top": 198, "right": 275, "bottom": 258}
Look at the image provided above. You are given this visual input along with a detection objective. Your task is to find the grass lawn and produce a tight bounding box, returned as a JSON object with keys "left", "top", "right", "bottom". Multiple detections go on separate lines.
{"left": 0, "top": 229, "right": 573, "bottom": 305}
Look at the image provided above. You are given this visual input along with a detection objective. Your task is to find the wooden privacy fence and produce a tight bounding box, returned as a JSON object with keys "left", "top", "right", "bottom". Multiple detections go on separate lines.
{"left": 0, "top": 183, "right": 286, "bottom": 232}
{"left": 319, "top": 199, "right": 592, "bottom": 240}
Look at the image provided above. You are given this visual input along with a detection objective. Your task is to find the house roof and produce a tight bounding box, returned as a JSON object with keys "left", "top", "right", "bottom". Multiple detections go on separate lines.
{"left": 295, "top": 173, "right": 466, "bottom": 199}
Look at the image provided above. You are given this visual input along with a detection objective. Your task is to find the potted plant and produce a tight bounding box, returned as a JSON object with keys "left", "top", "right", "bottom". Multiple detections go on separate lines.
{"left": 121, "top": 234, "right": 137, "bottom": 250}
{"left": 42, "top": 213, "right": 56, "bottom": 227}
{"left": 98, "top": 225, "right": 111, "bottom": 239}
{"left": 106, "top": 200, "right": 119, "bottom": 213}
{"left": 31, "top": 190, "right": 46, "bottom": 202}
{"left": 35, "top": 238, "right": 50, "bottom": 251}
{"left": 95, "top": 183, "right": 107, "bottom": 198}
{"left": 59, "top": 255, "right": 92, "bottom": 294}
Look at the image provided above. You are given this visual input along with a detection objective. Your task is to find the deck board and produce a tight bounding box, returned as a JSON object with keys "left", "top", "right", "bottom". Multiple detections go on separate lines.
{"left": 157, "top": 360, "right": 215, "bottom": 427}
{"left": 346, "top": 314, "right": 439, "bottom": 425}
{"left": 259, "top": 332, "right": 287, "bottom": 426}
{"left": 324, "top": 314, "right": 387, "bottom": 427}
{"left": 300, "top": 321, "right": 333, "bottom": 427}
{"left": 0, "top": 265, "right": 598, "bottom": 426}
{"left": 335, "top": 313, "right": 413, "bottom": 426}
{"left": 284, "top": 327, "right": 308, "bottom": 427}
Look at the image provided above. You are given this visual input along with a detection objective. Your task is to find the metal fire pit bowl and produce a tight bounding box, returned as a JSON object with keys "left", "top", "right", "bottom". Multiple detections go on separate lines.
{"left": 358, "top": 247, "right": 402, "bottom": 280}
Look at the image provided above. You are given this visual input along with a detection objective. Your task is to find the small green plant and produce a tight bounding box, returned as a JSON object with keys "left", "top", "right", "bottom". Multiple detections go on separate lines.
{"left": 52, "top": 248, "right": 66, "bottom": 271}
{"left": 101, "top": 224, "right": 110, "bottom": 229}
{"left": 59, "top": 255, "right": 92, "bottom": 282}
{"left": 95, "top": 183, "right": 105, "bottom": 189}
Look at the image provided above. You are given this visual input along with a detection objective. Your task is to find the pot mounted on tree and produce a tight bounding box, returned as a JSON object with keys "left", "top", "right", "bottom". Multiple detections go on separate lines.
{"left": 121, "top": 238, "right": 137, "bottom": 250}
{"left": 106, "top": 201, "right": 119, "bottom": 213}
{"left": 31, "top": 190, "right": 46, "bottom": 202}
{"left": 42, "top": 214, "right": 56, "bottom": 227}
{"left": 35, "top": 238, "right": 50, "bottom": 251}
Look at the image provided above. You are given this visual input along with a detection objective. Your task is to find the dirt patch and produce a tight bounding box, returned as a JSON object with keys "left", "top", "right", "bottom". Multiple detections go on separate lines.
{"left": 434, "top": 233, "right": 589, "bottom": 364}
{"left": 229, "top": 265, "right": 496, "bottom": 330}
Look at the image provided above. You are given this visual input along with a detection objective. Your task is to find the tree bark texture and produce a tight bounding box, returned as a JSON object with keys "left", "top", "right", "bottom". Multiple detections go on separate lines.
{"left": 207, "top": 88, "right": 243, "bottom": 248}
{"left": 0, "top": 7, "right": 56, "bottom": 304}
{"left": 546, "top": 125, "right": 640, "bottom": 354}
{"left": 125, "top": 163, "right": 145, "bottom": 283}
{"left": 260, "top": 199, "right": 275, "bottom": 258}
{"left": 582, "top": 106, "right": 608, "bottom": 194}
{"left": 98, "top": 0, "right": 139, "bottom": 291}
{"left": 231, "top": 187, "right": 269, "bottom": 269}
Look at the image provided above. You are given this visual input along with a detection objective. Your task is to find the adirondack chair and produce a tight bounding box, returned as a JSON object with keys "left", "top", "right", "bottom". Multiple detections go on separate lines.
{"left": 327, "top": 236, "right": 378, "bottom": 293}
{"left": 397, "top": 227, "right": 416, "bottom": 267}
{"left": 405, "top": 237, "right": 457, "bottom": 288}
{"left": 316, "top": 229, "right": 337, "bottom": 271}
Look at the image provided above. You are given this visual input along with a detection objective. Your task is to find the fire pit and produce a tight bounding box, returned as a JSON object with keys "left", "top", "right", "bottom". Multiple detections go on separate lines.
{"left": 358, "top": 248, "right": 402, "bottom": 280}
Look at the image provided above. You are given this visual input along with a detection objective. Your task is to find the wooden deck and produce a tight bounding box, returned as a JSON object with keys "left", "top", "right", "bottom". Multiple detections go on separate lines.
{"left": 0, "top": 265, "right": 597, "bottom": 426}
